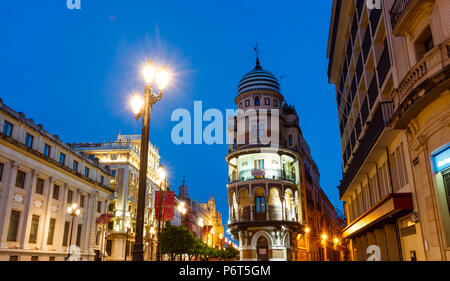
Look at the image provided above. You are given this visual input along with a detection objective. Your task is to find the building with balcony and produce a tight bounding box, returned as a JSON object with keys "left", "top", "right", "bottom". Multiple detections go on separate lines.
{"left": 0, "top": 99, "right": 114, "bottom": 261}
{"left": 226, "top": 57, "right": 345, "bottom": 261}
{"left": 327, "top": 0, "right": 449, "bottom": 261}
{"left": 177, "top": 178, "right": 224, "bottom": 249}
{"left": 71, "top": 132, "right": 163, "bottom": 261}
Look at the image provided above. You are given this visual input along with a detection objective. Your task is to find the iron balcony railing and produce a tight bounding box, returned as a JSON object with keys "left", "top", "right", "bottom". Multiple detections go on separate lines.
{"left": 390, "top": 0, "right": 413, "bottom": 29}
{"left": 229, "top": 168, "right": 296, "bottom": 184}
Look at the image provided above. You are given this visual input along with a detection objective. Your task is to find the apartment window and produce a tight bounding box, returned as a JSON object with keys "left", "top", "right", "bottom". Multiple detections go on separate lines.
{"left": 274, "top": 99, "right": 278, "bottom": 107}
{"left": 390, "top": 143, "right": 409, "bottom": 193}
{"left": 62, "top": 221, "right": 70, "bottom": 246}
{"left": 3, "top": 121, "right": 13, "bottom": 137}
{"left": 254, "top": 159, "right": 264, "bottom": 170}
{"left": 47, "top": 218, "right": 56, "bottom": 245}
{"left": 73, "top": 160, "right": 79, "bottom": 172}
{"left": 111, "top": 154, "right": 118, "bottom": 160}
{"left": 97, "top": 201, "right": 102, "bottom": 213}
{"left": 265, "top": 98, "right": 270, "bottom": 105}
{"left": 29, "top": 215, "right": 40, "bottom": 243}
{"left": 0, "top": 162, "right": 4, "bottom": 181}
{"left": 59, "top": 153, "right": 66, "bottom": 165}
{"left": 25, "top": 133, "right": 34, "bottom": 148}
{"left": 100, "top": 175, "right": 104, "bottom": 184}
{"left": 7, "top": 210, "right": 21, "bottom": 241}
{"left": 49, "top": 256, "right": 55, "bottom": 261}
{"left": 9, "top": 256, "right": 19, "bottom": 261}
{"left": 52, "top": 184, "right": 60, "bottom": 200}
{"left": 43, "top": 144, "right": 51, "bottom": 157}
{"left": 76, "top": 224, "right": 82, "bottom": 247}
{"left": 111, "top": 169, "right": 116, "bottom": 178}
{"left": 255, "top": 196, "right": 266, "bottom": 213}
{"left": 245, "top": 100, "right": 250, "bottom": 107}
{"left": 95, "top": 230, "right": 101, "bottom": 246}
{"left": 80, "top": 195, "right": 85, "bottom": 208}
{"left": 35, "top": 178, "right": 44, "bottom": 194}
{"left": 254, "top": 97, "right": 260, "bottom": 106}
{"left": 88, "top": 154, "right": 96, "bottom": 160}
{"left": 289, "top": 135, "right": 293, "bottom": 146}
{"left": 15, "top": 170, "right": 26, "bottom": 188}
{"left": 31, "top": 256, "right": 39, "bottom": 261}
{"left": 84, "top": 167, "right": 90, "bottom": 177}
{"left": 67, "top": 190, "right": 73, "bottom": 203}
{"left": 415, "top": 26, "right": 434, "bottom": 60}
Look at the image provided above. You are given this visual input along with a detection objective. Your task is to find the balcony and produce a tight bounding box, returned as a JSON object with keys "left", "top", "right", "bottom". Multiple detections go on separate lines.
{"left": 390, "top": 0, "right": 434, "bottom": 36}
{"left": 392, "top": 39, "right": 450, "bottom": 127}
{"left": 229, "top": 168, "right": 296, "bottom": 184}
{"left": 340, "top": 101, "right": 395, "bottom": 198}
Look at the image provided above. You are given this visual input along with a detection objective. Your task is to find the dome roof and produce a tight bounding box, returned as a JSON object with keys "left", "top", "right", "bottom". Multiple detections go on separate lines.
{"left": 237, "top": 59, "right": 280, "bottom": 96}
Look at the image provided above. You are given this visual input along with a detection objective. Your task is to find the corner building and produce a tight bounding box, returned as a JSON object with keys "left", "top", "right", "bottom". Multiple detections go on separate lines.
{"left": 327, "top": 0, "right": 449, "bottom": 260}
{"left": 226, "top": 58, "right": 344, "bottom": 261}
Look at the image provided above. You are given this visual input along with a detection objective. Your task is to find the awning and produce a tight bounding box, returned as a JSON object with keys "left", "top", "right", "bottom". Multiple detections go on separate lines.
{"left": 342, "top": 193, "right": 413, "bottom": 238}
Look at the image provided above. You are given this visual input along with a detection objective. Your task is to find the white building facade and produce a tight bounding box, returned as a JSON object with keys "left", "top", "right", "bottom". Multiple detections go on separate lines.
{"left": 0, "top": 99, "right": 113, "bottom": 261}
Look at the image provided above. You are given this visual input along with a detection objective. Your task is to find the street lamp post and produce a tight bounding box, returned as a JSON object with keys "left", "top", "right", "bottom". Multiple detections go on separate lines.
{"left": 149, "top": 226, "right": 156, "bottom": 261}
{"left": 131, "top": 60, "right": 169, "bottom": 261}
{"left": 66, "top": 203, "right": 81, "bottom": 260}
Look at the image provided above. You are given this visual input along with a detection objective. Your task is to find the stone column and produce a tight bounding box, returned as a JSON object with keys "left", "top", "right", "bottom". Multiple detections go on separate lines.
{"left": 19, "top": 170, "right": 39, "bottom": 250}
{"left": 40, "top": 178, "right": 56, "bottom": 251}
{"left": 0, "top": 161, "right": 18, "bottom": 247}
{"left": 35, "top": 176, "right": 52, "bottom": 249}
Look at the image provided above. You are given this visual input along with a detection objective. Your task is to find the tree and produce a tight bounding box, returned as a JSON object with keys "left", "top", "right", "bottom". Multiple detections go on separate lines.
{"left": 160, "top": 224, "right": 195, "bottom": 260}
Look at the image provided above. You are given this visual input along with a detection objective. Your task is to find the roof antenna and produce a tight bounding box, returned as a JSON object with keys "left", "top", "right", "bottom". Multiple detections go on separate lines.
{"left": 253, "top": 42, "right": 262, "bottom": 69}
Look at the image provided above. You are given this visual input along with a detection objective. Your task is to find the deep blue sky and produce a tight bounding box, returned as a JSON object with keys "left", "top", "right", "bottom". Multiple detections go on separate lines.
{"left": 0, "top": 1, "right": 342, "bottom": 234}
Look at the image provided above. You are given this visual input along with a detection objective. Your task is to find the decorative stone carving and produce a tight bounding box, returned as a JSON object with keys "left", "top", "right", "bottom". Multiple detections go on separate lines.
{"left": 33, "top": 200, "right": 43, "bottom": 208}
{"left": 12, "top": 193, "right": 24, "bottom": 203}
{"left": 51, "top": 205, "right": 58, "bottom": 212}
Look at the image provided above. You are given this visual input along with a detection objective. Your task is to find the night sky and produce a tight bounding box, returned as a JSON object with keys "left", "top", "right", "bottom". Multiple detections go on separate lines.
{"left": 0, "top": 1, "right": 343, "bottom": 233}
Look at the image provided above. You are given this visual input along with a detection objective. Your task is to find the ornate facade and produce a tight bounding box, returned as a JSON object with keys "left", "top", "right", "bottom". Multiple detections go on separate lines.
{"left": 72, "top": 132, "right": 162, "bottom": 261}
{"left": 226, "top": 58, "right": 344, "bottom": 261}
{"left": 327, "top": 0, "right": 450, "bottom": 260}
{"left": 0, "top": 99, "right": 113, "bottom": 261}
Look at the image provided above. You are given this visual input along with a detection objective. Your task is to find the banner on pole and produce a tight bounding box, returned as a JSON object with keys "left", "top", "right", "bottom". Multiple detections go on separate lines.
{"left": 155, "top": 191, "right": 175, "bottom": 221}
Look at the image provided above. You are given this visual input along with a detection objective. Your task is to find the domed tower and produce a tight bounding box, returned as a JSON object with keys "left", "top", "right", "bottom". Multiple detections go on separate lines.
{"left": 226, "top": 56, "right": 306, "bottom": 261}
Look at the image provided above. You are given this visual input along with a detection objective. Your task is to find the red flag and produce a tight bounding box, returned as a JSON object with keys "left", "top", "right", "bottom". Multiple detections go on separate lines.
{"left": 155, "top": 191, "right": 175, "bottom": 221}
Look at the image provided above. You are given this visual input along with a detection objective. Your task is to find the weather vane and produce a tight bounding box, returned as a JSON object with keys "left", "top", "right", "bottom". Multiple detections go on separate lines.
{"left": 253, "top": 42, "right": 261, "bottom": 68}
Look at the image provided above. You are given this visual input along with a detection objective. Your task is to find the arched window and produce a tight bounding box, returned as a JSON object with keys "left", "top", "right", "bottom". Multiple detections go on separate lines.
{"left": 233, "top": 139, "right": 237, "bottom": 149}
{"left": 255, "top": 97, "right": 260, "bottom": 106}
{"left": 289, "top": 135, "right": 293, "bottom": 146}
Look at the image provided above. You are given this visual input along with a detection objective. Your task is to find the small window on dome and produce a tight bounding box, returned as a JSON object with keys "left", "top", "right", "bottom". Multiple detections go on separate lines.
{"left": 239, "top": 103, "right": 242, "bottom": 109}
{"left": 255, "top": 97, "right": 260, "bottom": 106}
{"left": 265, "top": 98, "right": 270, "bottom": 105}
{"left": 245, "top": 100, "right": 250, "bottom": 107}
{"left": 274, "top": 100, "right": 278, "bottom": 107}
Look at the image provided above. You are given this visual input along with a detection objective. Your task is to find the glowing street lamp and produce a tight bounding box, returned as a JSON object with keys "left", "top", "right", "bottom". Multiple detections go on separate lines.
{"left": 66, "top": 203, "right": 81, "bottom": 260}
{"left": 334, "top": 238, "right": 340, "bottom": 245}
{"left": 321, "top": 233, "right": 328, "bottom": 241}
{"left": 130, "top": 60, "right": 170, "bottom": 261}
{"left": 304, "top": 227, "right": 310, "bottom": 234}
{"left": 124, "top": 220, "right": 132, "bottom": 261}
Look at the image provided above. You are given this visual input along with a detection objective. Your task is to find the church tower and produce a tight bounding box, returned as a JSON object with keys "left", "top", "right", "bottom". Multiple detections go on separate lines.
{"left": 226, "top": 53, "right": 306, "bottom": 261}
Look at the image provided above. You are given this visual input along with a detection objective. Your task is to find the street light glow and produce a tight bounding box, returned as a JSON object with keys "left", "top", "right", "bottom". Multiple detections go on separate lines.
{"left": 305, "top": 227, "right": 310, "bottom": 234}
{"left": 130, "top": 94, "right": 144, "bottom": 115}
{"left": 143, "top": 60, "right": 155, "bottom": 84}
{"left": 156, "top": 66, "right": 169, "bottom": 90}
{"left": 157, "top": 167, "right": 167, "bottom": 180}
{"left": 321, "top": 233, "right": 328, "bottom": 240}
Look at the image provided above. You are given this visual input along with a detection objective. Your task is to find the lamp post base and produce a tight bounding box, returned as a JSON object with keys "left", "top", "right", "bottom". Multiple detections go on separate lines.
{"left": 132, "top": 244, "right": 144, "bottom": 261}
